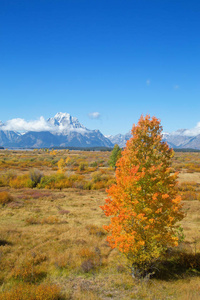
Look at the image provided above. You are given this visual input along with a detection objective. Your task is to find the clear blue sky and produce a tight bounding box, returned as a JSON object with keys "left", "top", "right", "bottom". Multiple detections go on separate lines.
{"left": 0, "top": 0, "right": 200, "bottom": 135}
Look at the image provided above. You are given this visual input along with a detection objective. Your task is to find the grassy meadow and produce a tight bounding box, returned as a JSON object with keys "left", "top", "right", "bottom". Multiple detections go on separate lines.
{"left": 0, "top": 149, "right": 200, "bottom": 299}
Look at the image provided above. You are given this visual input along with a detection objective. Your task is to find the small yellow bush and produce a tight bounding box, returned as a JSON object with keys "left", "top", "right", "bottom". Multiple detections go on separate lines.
{"left": 9, "top": 174, "right": 33, "bottom": 189}
{"left": 0, "top": 191, "right": 13, "bottom": 205}
{"left": 79, "top": 248, "right": 96, "bottom": 259}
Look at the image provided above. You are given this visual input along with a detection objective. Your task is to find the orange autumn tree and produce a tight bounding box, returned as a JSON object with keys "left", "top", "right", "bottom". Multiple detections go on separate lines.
{"left": 101, "top": 115, "right": 184, "bottom": 277}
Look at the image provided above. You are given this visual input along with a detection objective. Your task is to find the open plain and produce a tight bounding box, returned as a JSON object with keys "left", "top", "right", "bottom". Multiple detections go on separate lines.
{"left": 0, "top": 149, "right": 200, "bottom": 299}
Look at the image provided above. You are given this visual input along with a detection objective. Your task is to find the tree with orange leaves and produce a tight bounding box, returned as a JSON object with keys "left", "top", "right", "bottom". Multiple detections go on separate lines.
{"left": 101, "top": 115, "right": 184, "bottom": 277}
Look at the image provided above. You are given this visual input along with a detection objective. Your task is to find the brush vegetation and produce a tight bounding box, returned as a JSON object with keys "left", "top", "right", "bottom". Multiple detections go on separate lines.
{"left": 0, "top": 148, "right": 200, "bottom": 299}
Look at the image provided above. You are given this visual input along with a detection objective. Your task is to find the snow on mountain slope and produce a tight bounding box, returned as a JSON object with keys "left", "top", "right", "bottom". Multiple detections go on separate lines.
{"left": 47, "top": 112, "right": 87, "bottom": 133}
{"left": 106, "top": 131, "right": 132, "bottom": 148}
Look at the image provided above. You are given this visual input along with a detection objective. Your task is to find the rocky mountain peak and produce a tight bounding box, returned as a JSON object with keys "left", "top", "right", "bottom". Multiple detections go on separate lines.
{"left": 47, "top": 112, "right": 85, "bottom": 130}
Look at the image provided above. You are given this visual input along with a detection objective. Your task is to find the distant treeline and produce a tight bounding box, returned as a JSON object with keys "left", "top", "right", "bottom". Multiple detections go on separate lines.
{"left": 49, "top": 146, "right": 113, "bottom": 151}
{"left": 54, "top": 147, "right": 200, "bottom": 152}
{"left": 7, "top": 146, "right": 113, "bottom": 152}
{"left": 5, "top": 146, "right": 200, "bottom": 152}
{"left": 173, "top": 148, "right": 200, "bottom": 153}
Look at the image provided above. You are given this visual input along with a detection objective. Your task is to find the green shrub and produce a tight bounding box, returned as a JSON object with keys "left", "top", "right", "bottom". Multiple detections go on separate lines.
{"left": 38, "top": 173, "right": 65, "bottom": 189}
{"left": 108, "top": 144, "right": 121, "bottom": 168}
{"left": 29, "top": 169, "right": 43, "bottom": 187}
{"left": 90, "top": 161, "right": 98, "bottom": 167}
{"left": 79, "top": 162, "right": 88, "bottom": 171}
{"left": 92, "top": 171, "right": 102, "bottom": 183}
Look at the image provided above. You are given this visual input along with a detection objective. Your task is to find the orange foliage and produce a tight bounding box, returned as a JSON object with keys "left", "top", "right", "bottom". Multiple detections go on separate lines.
{"left": 101, "top": 115, "right": 184, "bottom": 276}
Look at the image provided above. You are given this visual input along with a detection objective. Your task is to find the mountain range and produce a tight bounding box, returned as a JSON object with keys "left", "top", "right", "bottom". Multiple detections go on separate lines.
{"left": 0, "top": 113, "right": 200, "bottom": 149}
{"left": 108, "top": 129, "right": 200, "bottom": 150}
{"left": 0, "top": 113, "right": 113, "bottom": 148}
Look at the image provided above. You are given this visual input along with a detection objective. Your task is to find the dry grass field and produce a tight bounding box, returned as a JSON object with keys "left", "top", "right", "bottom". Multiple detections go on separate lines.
{"left": 0, "top": 149, "right": 200, "bottom": 299}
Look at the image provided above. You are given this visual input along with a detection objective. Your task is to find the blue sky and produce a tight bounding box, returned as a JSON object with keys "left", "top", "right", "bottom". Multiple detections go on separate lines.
{"left": 0, "top": 0, "right": 200, "bottom": 135}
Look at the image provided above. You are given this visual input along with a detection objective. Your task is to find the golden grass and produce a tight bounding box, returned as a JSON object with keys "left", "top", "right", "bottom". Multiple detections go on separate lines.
{"left": 178, "top": 172, "right": 200, "bottom": 184}
{"left": 0, "top": 150, "right": 200, "bottom": 299}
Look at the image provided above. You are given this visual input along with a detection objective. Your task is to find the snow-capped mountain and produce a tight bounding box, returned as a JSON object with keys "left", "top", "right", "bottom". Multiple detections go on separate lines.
{"left": 105, "top": 131, "right": 132, "bottom": 148}
{"left": 0, "top": 130, "right": 19, "bottom": 147}
{"left": 162, "top": 129, "right": 200, "bottom": 149}
{"left": 47, "top": 112, "right": 86, "bottom": 133}
{"left": 0, "top": 113, "right": 113, "bottom": 148}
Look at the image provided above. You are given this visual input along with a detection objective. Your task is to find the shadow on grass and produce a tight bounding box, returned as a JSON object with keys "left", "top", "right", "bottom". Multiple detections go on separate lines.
{"left": 0, "top": 239, "right": 12, "bottom": 246}
{"left": 154, "top": 250, "right": 200, "bottom": 280}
